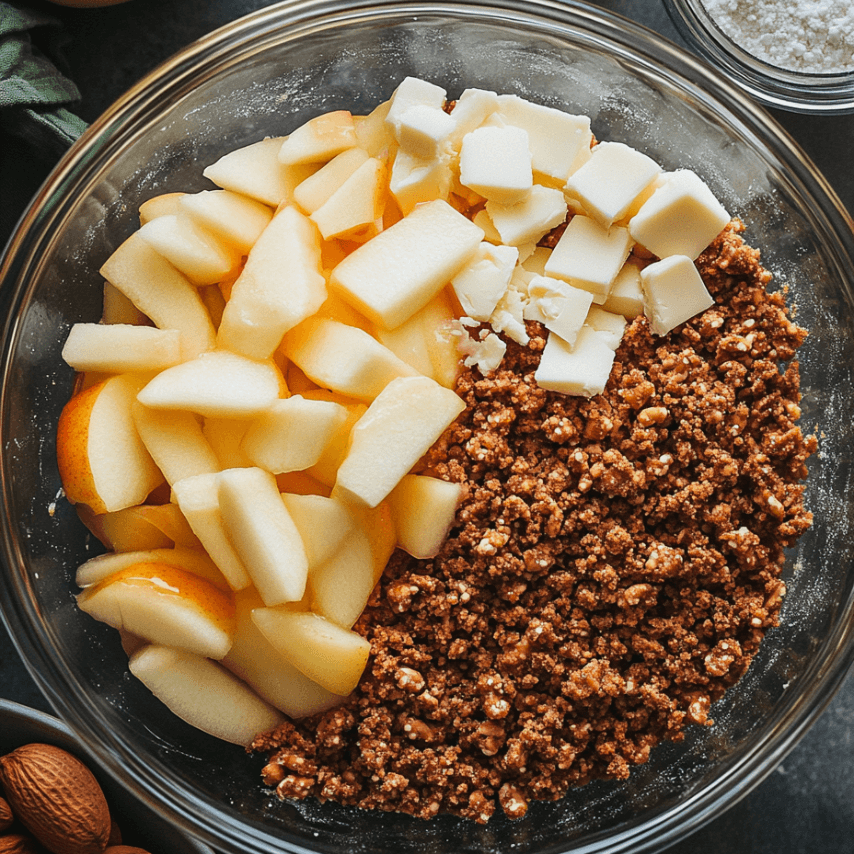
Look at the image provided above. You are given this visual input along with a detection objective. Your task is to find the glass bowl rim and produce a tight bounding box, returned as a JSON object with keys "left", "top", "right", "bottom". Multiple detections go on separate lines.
{"left": 2, "top": 1, "right": 854, "bottom": 853}
{"left": 663, "top": 0, "right": 854, "bottom": 114}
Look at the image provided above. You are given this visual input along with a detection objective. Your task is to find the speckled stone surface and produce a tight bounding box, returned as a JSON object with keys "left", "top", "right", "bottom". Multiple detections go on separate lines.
{"left": 2, "top": 1, "right": 853, "bottom": 852}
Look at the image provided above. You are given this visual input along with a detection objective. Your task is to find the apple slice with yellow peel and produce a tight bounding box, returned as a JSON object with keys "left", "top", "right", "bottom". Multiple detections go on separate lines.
{"left": 62, "top": 324, "right": 182, "bottom": 374}
{"left": 178, "top": 190, "right": 273, "bottom": 255}
{"left": 96, "top": 503, "right": 201, "bottom": 552}
{"left": 132, "top": 402, "right": 220, "bottom": 486}
{"left": 388, "top": 474, "right": 462, "bottom": 558}
{"left": 172, "top": 472, "right": 252, "bottom": 591}
{"left": 241, "top": 396, "right": 348, "bottom": 474}
{"left": 222, "top": 589, "right": 346, "bottom": 718}
{"left": 99, "top": 232, "right": 216, "bottom": 360}
{"left": 217, "top": 206, "right": 327, "bottom": 360}
{"left": 280, "top": 492, "right": 355, "bottom": 568}
{"left": 282, "top": 316, "right": 419, "bottom": 403}
{"left": 77, "top": 563, "right": 235, "bottom": 659}
{"left": 76, "top": 547, "right": 229, "bottom": 590}
{"left": 203, "top": 136, "right": 317, "bottom": 207}
{"left": 139, "top": 192, "right": 186, "bottom": 225}
{"left": 129, "top": 644, "right": 283, "bottom": 746}
{"left": 335, "top": 375, "right": 465, "bottom": 507}
{"left": 251, "top": 608, "right": 370, "bottom": 696}
{"left": 308, "top": 527, "right": 376, "bottom": 628}
{"left": 56, "top": 373, "right": 165, "bottom": 515}
{"left": 217, "top": 467, "right": 309, "bottom": 606}
{"left": 137, "top": 350, "right": 282, "bottom": 418}
{"left": 279, "top": 111, "right": 358, "bottom": 166}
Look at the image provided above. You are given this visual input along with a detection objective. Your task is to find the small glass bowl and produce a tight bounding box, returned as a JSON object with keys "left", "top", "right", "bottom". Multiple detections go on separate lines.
{"left": 664, "top": 0, "right": 854, "bottom": 114}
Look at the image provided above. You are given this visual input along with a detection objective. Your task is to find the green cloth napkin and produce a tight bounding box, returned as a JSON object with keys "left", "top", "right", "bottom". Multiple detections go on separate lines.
{"left": 0, "top": 2, "right": 87, "bottom": 157}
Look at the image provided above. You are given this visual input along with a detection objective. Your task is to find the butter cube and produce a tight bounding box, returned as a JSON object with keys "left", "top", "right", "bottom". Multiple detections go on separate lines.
{"left": 565, "top": 141, "right": 661, "bottom": 227}
{"left": 451, "top": 243, "right": 518, "bottom": 321}
{"left": 629, "top": 170, "right": 730, "bottom": 260}
{"left": 535, "top": 326, "right": 615, "bottom": 398}
{"left": 397, "top": 105, "right": 455, "bottom": 158}
{"left": 521, "top": 246, "right": 552, "bottom": 277}
{"left": 544, "top": 289, "right": 595, "bottom": 348}
{"left": 447, "top": 88, "right": 500, "bottom": 149}
{"left": 544, "top": 216, "right": 634, "bottom": 304}
{"left": 640, "top": 254, "right": 714, "bottom": 336}
{"left": 386, "top": 77, "right": 446, "bottom": 134}
{"left": 389, "top": 149, "right": 452, "bottom": 215}
{"left": 486, "top": 185, "right": 567, "bottom": 246}
{"left": 462, "top": 332, "right": 507, "bottom": 374}
{"left": 495, "top": 95, "right": 592, "bottom": 184}
{"left": 585, "top": 306, "right": 627, "bottom": 350}
{"left": 472, "top": 209, "right": 502, "bottom": 244}
{"left": 330, "top": 199, "right": 483, "bottom": 330}
{"left": 460, "top": 125, "right": 533, "bottom": 205}
{"left": 524, "top": 275, "right": 594, "bottom": 346}
{"left": 602, "top": 259, "right": 645, "bottom": 318}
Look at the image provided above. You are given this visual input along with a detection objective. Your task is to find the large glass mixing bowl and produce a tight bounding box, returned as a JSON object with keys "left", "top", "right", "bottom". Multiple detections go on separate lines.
{"left": 1, "top": 2, "right": 853, "bottom": 853}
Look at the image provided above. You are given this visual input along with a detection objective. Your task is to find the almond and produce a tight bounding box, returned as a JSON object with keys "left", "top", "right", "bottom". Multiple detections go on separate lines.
{"left": 0, "top": 743, "right": 111, "bottom": 854}
{"left": 0, "top": 834, "right": 40, "bottom": 854}
{"left": 0, "top": 797, "right": 13, "bottom": 832}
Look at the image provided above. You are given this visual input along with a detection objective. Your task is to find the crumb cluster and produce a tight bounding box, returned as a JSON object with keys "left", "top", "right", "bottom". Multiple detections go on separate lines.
{"left": 253, "top": 221, "right": 816, "bottom": 823}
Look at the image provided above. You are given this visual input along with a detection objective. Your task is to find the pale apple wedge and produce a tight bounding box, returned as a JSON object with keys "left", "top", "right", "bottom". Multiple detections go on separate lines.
{"left": 280, "top": 492, "right": 355, "bottom": 568}
{"left": 202, "top": 418, "right": 253, "bottom": 469}
{"left": 77, "top": 563, "right": 235, "bottom": 659}
{"left": 76, "top": 547, "right": 229, "bottom": 590}
{"left": 335, "top": 375, "right": 465, "bottom": 507}
{"left": 217, "top": 467, "right": 309, "bottom": 606}
{"left": 217, "top": 206, "right": 327, "bottom": 360}
{"left": 278, "top": 111, "right": 357, "bottom": 166}
{"left": 308, "top": 527, "right": 376, "bottom": 629}
{"left": 310, "top": 157, "right": 387, "bottom": 242}
{"left": 132, "top": 402, "right": 220, "bottom": 486}
{"left": 138, "top": 213, "right": 241, "bottom": 287}
{"left": 282, "top": 316, "right": 418, "bottom": 403}
{"left": 353, "top": 100, "right": 394, "bottom": 157}
{"left": 99, "top": 232, "right": 216, "bottom": 360}
{"left": 313, "top": 289, "right": 374, "bottom": 333}
{"left": 136, "top": 350, "right": 282, "bottom": 418}
{"left": 241, "top": 396, "right": 348, "bottom": 474}
{"left": 62, "top": 324, "right": 182, "bottom": 374}
{"left": 139, "top": 192, "right": 186, "bottom": 225}
{"left": 222, "top": 589, "right": 346, "bottom": 719}
{"left": 388, "top": 474, "right": 462, "bottom": 559}
{"left": 178, "top": 189, "right": 273, "bottom": 254}
{"left": 172, "top": 472, "right": 252, "bottom": 591}
{"left": 293, "top": 147, "right": 370, "bottom": 215}
{"left": 129, "top": 644, "right": 283, "bottom": 746}
{"left": 56, "top": 373, "right": 165, "bottom": 515}
{"left": 349, "top": 499, "right": 397, "bottom": 583}
{"left": 202, "top": 136, "right": 317, "bottom": 207}
{"left": 251, "top": 608, "right": 370, "bottom": 696}
{"left": 301, "top": 392, "right": 367, "bottom": 487}
{"left": 96, "top": 503, "right": 202, "bottom": 552}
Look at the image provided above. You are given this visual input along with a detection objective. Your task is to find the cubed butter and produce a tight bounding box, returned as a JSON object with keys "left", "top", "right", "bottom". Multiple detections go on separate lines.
{"left": 386, "top": 77, "right": 446, "bottom": 134}
{"left": 640, "top": 254, "right": 714, "bottom": 336}
{"left": 396, "top": 104, "right": 455, "bottom": 158}
{"left": 389, "top": 149, "right": 453, "bottom": 215}
{"left": 584, "top": 306, "right": 627, "bottom": 350}
{"left": 459, "top": 125, "right": 533, "bottom": 205}
{"left": 485, "top": 185, "right": 567, "bottom": 246}
{"left": 602, "top": 259, "right": 645, "bottom": 318}
{"left": 534, "top": 326, "right": 615, "bottom": 398}
{"left": 447, "top": 87, "right": 500, "bottom": 149}
{"left": 544, "top": 215, "right": 634, "bottom": 304}
{"left": 451, "top": 242, "right": 518, "bottom": 321}
{"left": 565, "top": 141, "right": 661, "bottom": 227}
{"left": 629, "top": 169, "right": 730, "bottom": 260}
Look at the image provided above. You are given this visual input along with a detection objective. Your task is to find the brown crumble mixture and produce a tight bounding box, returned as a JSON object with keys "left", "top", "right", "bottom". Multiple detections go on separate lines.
{"left": 252, "top": 220, "right": 816, "bottom": 824}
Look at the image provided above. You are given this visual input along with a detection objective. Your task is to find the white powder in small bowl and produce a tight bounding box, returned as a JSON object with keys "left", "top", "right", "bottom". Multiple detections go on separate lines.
{"left": 703, "top": 0, "right": 854, "bottom": 73}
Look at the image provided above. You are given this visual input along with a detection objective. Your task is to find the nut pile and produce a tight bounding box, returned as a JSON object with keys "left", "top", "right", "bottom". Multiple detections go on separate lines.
{"left": 0, "top": 743, "right": 151, "bottom": 854}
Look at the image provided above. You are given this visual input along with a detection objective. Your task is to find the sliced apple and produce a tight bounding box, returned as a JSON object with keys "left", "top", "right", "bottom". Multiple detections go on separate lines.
{"left": 102, "top": 282, "right": 149, "bottom": 326}
{"left": 62, "top": 324, "right": 182, "bottom": 374}
{"left": 77, "top": 563, "right": 235, "bottom": 659}
{"left": 251, "top": 608, "right": 370, "bottom": 696}
{"left": 56, "top": 373, "right": 164, "bottom": 515}
{"left": 241, "top": 395, "right": 348, "bottom": 474}
{"left": 137, "top": 213, "right": 241, "bottom": 286}
{"left": 202, "top": 418, "right": 253, "bottom": 469}
{"left": 388, "top": 474, "right": 462, "bottom": 558}
{"left": 280, "top": 492, "right": 355, "bottom": 568}
{"left": 99, "top": 232, "right": 216, "bottom": 359}
{"left": 132, "top": 402, "right": 220, "bottom": 485}
{"left": 353, "top": 100, "right": 394, "bottom": 157}
{"left": 310, "top": 157, "right": 386, "bottom": 241}
{"left": 139, "top": 192, "right": 186, "bottom": 226}
{"left": 330, "top": 198, "right": 483, "bottom": 330}
{"left": 136, "top": 349, "right": 282, "bottom": 418}
{"left": 278, "top": 111, "right": 357, "bottom": 166}
{"left": 217, "top": 467, "right": 309, "bottom": 605}
{"left": 217, "top": 205, "right": 327, "bottom": 360}
{"left": 129, "top": 644, "right": 283, "bottom": 746}
{"left": 313, "top": 289, "right": 374, "bottom": 333}
{"left": 172, "top": 472, "right": 252, "bottom": 591}
{"left": 282, "top": 316, "right": 418, "bottom": 402}
{"left": 76, "top": 546, "right": 228, "bottom": 590}
{"left": 300, "top": 391, "right": 367, "bottom": 487}
{"left": 293, "top": 147, "right": 370, "bottom": 214}
{"left": 96, "top": 503, "right": 201, "bottom": 552}
{"left": 349, "top": 499, "right": 397, "bottom": 583}
{"left": 284, "top": 360, "right": 321, "bottom": 395}
{"left": 335, "top": 375, "right": 465, "bottom": 507}
{"left": 222, "top": 588, "right": 346, "bottom": 718}
{"left": 178, "top": 189, "right": 273, "bottom": 254}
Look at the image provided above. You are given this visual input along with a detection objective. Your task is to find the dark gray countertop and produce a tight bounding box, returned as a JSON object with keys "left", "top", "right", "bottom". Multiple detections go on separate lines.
{"left": 2, "top": 0, "right": 853, "bottom": 851}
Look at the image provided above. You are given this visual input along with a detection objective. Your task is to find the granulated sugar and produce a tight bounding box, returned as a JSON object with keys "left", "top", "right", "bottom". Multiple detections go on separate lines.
{"left": 703, "top": 0, "right": 854, "bottom": 73}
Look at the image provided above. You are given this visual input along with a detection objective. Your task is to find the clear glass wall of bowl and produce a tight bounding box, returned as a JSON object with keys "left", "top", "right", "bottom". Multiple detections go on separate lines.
{"left": 1, "top": 2, "right": 854, "bottom": 853}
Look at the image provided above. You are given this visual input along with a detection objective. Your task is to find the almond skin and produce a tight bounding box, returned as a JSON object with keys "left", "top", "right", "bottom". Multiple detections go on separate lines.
{"left": 0, "top": 743, "right": 111, "bottom": 854}
{"left": 0, "top": 834, "right": 40, "bottom": 854}
{"left": 0, "top": 796, "right": 13, "bottom": 832}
